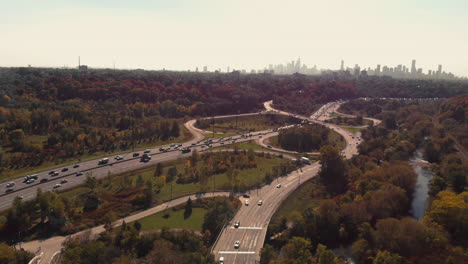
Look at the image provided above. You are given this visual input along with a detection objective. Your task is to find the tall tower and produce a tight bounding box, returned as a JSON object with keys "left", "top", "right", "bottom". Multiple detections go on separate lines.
{"left": 340, "top": 60, "right": 344, "bottom": 71}
{"left": 411, "top": 59, "right": 416, "bottom": 74}
{"left": 78, "top": 56, "right": 80, "bottom": 69}
{"left": 437, "top": 64, "right": 442, "bottom": 76}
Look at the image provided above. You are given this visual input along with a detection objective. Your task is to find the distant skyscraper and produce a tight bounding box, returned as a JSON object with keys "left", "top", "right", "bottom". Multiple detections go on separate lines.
{"left": 411, "top": 60, "right": 416, "bottom": 74}
{"left": 376, "top": 64, "right": 381, "bottom": 75}
{"left": 437, "top": 64, "right": 442, "bottom": 75}
{"left": 340, "top": 60, "right": 344, "bottom": 71}
{"left": 203, "top": 66, "right": 208, "bottom": 72}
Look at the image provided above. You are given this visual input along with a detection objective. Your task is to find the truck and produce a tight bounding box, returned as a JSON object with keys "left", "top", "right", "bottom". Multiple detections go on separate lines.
{"left": 98, "top": 158, "right": 109, "bottom": 165}
{"left": 300, "top": 157, "right": 311, "bottom": 165}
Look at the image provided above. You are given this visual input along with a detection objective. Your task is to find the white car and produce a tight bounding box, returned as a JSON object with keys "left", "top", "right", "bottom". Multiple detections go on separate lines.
{"left": 258, "top": 200, "right": 263, "bottom": 206}
{"left": 115, "top": 155, "right": 123, "bottom": 160}
{"left": 6, "top": 182, "right": 15, "bottom": 188}
{"left": 76, "top": 172, "right": 83, "bottom": 176}
{"left": 234, "top": 240, "right": 240, "bottom": 249}
{"left": 276, "top": 184, "right": 282, "bottom": 188}
{"left": 244, "top": 200, "right": 249, "bottom": 206}
{"left": 234, "top": 221, "right": 240, "bottom": 228}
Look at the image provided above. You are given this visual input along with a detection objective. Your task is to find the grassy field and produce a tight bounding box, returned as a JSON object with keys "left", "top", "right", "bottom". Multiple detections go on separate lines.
{"left": 270, "top": 179, "right": 321, "bottom": 224}
{"left": 267, "top": 128, "right": 346, "bottom": 152}
{"left": 195, "top": 114, "right": 298, "bottom": 134}
{"left": 212, "top": 140, "right": 292, "bottom": 156}
{"left": 339, "top": 126, "right": 364, "bottom": 133}
{"left": 57, "top": 152, "right": 287, "bottom": 204}
{"left": 329, "top": 112, "right": 347, "bottom": 117}
{"left": 327, "top": 117, "right": 373, "bottom": 126}
{"left": 137, "top": 207, "right": 207, "bottom": 232}
{"left": 0, "top": 122, "right": 193, "bottom": 182}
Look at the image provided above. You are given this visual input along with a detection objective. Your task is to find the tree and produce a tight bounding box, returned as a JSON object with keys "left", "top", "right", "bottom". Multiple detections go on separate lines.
{"left": 190, "top": 149, "right": 199, "bottom": 167}
{"left": 136, "top": 175, "right": 145, "bottom": 187}
{"left": 85, "top": 175, "right": 98, "bottom": 190}
{"left": 318, "top": 145, "right": 347, "bottom": 194}
{"left": 170, "top": 121, "right": 180, "bottom": 137}
{"left": 8, "top": 129, "right": 25, "bottom": 150}
{"left": 202, "top": 198, "right": 235, "bottom": 242}
{"left": 0, "top": 243, "right": 16, "bottom": 264}
{"left": 373, "top": 250, "right": 403, "bottom": 264}
{"left": 154, "top": 163, "right": 163, "bottom": 177}
{"left": 260, "top": 244, "right": 277, "bottom": 264}
{"left": 316, "top": 244, "right": 338, "bottom": 264}
{"left": 167, "top": 167, "right": 178, "bottom": 182}
{"left": 279, "top": 237, "right": 314, "bottom": 263}
{"left": 184, "top": 198, "right": 193, "bottom": 219}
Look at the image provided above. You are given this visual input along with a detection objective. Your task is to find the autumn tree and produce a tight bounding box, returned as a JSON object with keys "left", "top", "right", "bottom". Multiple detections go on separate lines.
{"left": 319, "top": 145, "right": 347, "bottom": 194}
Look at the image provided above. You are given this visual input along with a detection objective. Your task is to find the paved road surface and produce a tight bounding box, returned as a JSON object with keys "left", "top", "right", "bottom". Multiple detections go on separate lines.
{"left": 212, "top": 101, "right": 381, "bottom": 263}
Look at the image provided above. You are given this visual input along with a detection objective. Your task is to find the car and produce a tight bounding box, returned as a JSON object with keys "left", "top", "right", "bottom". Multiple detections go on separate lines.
{"left": 159, "top": 147, "right": 165, "bottom": 151}
{"left": 258, "top": 200, "right": 263, "bottom": 206}
{"left": 144, "top": 149, "right": 151, "bottom": 153}
{"left": 234, "top": 221, "right": 240, "bottom": 228}
{"left": 133, "top": 153, "right": 140, "bottom": 157}
{"left": 53, "top": 184, "right": 61, "bottom": 189}
{"left": 115, "top": 155, "right": 123, "bottom": 160}
{"left": 219, "top": 256, "right": 224, "bottom": 264}
{"left": 26, "top": 179, "right": 35, "bottom": 184}
{"left": 52, "top": 172, "right": 59, "bottom": 176}
{"left": 234, "top": 240, "right": 240, "bottom": 249}
{"left": 73, "top": 164, "right": 80, "bottom": 168}
{"left": 244, "top": 200, "right": 249, "bottom": 206}
{"left": 5, "top": 188, "right": 14, "bottom": 193}
{"left": 220, "top": 142, "right": 224, "bottom": 145}
{"left": 61, "top": 168, "right": 69, "bottom": 172}
{"left": 170, "top": 143, "right": 176, "bottom": 147}
{"left": 242, "top": 194, "right": 250, "bottom": 198}
{"left": 76, "top": 172, "right": 83, "bottom": 176}
{"left": 61, "top": 179, "right": 68, "bottom": 184}
{"left": 49, "top": 171, "right": 56, "bottom": 175}
{"left": 201, "top": 145, "right": 205, "bottom": 148}
{"left": 6, "top": 182, "right": 15, "bottom": 188}
{"left": 276, "top": 184, "right": 282, "bottom": 188}
{"left": 40, "top": 178, "right": 48, "bottom": 183}
{"left": 267, "top": 145, "right": 272, "bottom": 149}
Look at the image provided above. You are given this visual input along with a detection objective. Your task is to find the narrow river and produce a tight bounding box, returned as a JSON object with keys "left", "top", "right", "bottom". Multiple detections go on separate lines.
{"left": 409, "top": 149, "right": 435, "bottom": 220}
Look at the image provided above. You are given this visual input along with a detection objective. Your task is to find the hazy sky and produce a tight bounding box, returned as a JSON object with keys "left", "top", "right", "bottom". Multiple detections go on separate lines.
{"left": 2, "top": 0, "right": 467, "bottom": 76}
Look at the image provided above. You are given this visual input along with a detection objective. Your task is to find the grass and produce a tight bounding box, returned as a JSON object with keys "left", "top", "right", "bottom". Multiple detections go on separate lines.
{"left": 212, "top": 140, "right": 291, "bottom": 156}
{"left": 326, "top": 117, "right": 373, "bottom": 127}
{"left": 329, "top": 112, "right": 346, "bottom": 117}
{"left": 56, "top": 152, "right": 287, "bottom": 204}
{"left": 0, "top": 122, "right": 193, "bottom": 182}
{"left": 339, "top": 126, "right": 364, "bottom": 133}
{"left": 267, "top": 128, "right": 346, "bottom": 152}
{"left": 136, "top": 207, "right": 207, "bottom": 232}
{"left": 203, "top": 133, "right": 235, "bottom": 139}
{"left": 270, "top": 180, "right": 321, "bottom": 224}
{"left": 195, "top": 114, "right": 298, "bottom": 134}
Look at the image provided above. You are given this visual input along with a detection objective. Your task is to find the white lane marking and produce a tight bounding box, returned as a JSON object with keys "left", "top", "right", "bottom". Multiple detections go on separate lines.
{"left": 218, "top": 251, "right": 256, "bottom": 254}
{"left": 229, "top": 227, "right": 263, "bottom": 230}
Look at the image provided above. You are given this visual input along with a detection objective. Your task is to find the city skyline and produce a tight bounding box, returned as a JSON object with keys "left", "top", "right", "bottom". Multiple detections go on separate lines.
{"left": 2, "top": 0, "right": 468, "bottom": 76}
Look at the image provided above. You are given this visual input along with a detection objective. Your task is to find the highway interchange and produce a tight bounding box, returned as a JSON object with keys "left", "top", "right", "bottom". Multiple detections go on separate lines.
{"left": 211, "top": 101, "right": 380, "bottom": 263}
{"left": 4, "top": 100, "right": 380, "bottom": 264}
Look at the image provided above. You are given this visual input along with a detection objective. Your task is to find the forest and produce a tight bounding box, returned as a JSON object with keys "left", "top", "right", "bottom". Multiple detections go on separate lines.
{"left": 276, "top": 124, "right": 344, "bottom": 152}
{"left": 263, "top": 99, "right": 467, "bottom": 264}
{"left": 0, "top": 67, "right": 466, "bottom": 177}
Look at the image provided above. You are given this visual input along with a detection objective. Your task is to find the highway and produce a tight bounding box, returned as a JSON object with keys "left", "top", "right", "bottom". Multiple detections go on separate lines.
{"left": 212, "top": 101, "right": 381, "bottom": 263}
{"left": 7, "top": 100, "right": 380, "bottom": 264}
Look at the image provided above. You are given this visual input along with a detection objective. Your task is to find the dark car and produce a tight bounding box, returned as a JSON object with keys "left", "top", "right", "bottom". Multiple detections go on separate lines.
{"left": 61, "top": 168, "right": 69, "bottom": 172}
{"left": 73, "top": 164, "right": 80, "bottom": 168}
{"left": 40, "top": 178, "right": 48, "bottom": 183}
{"left": 242, "top": 194, "right": 250, "bottom": 198}
{"left": 133, "top": 153, "right": 140, "bottom": 157}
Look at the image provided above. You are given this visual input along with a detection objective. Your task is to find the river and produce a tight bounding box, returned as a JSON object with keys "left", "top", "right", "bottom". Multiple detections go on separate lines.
{"left": 409, "top": 149, "right": 435, "bottom": 220}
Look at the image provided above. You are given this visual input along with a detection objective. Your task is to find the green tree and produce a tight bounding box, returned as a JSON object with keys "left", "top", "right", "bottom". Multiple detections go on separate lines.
{"left": 318, "top": 145, "right": 347, "bottom": 194}
{"left": 170, "top": 121, "right": 180, "bottom": 137}
{"left": 167, "top": 167, "right": 178, "bottom": 182}
{"left": 280, "top": 237, "right": 314, "bottom": 263}
{"left": 184, "top": 198, "right": 193, "bottom": 219}
{"left": 260, "top": 244, "right": 277, "bottom": 264}
{"left": 154, "top": 163, "right": 163, "bottom": 177}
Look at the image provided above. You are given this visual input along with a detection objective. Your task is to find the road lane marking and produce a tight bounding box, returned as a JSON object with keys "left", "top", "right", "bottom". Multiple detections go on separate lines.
{"left": 218, "top": 251, "right": 256, "bottom": 254}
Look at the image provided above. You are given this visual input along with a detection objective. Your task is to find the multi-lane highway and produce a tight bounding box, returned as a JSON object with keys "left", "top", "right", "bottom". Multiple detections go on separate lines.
{"left": 212, "top": 101, "right": 381, "bottom": 263}
{"left": 8, "top": 100, "right": 380, "bottom": 264}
